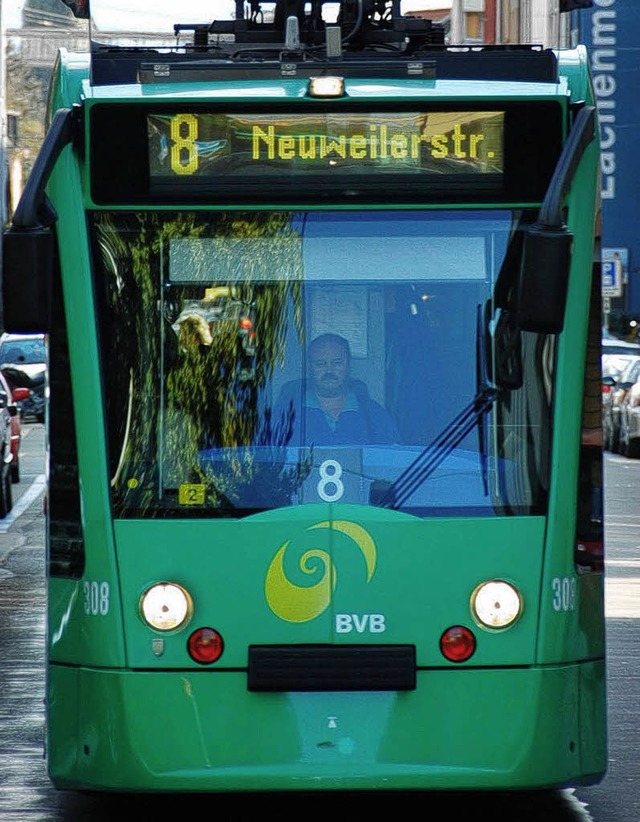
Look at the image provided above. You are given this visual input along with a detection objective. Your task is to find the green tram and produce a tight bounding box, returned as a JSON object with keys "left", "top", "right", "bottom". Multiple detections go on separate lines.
{"left": 3, "top": 0, "right": 605, "bottom": 793}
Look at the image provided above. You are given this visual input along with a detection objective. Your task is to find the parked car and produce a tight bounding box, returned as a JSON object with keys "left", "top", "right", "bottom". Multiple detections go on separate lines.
{"left": 602, "top": 337, "right": 640, "bottom": 380}
{"left": 618, "top": 370, "right": 640, "bottom": 458}
{"left": 0, "top": 333, "right": 46, "bottom": 423}
{"left": 603, "top": 356, "right": 640, "bottom": 452}
{"left": 0, "top": 370, "right": 29, "bottom": 484}
{"left": 0, "top": 376, "right": 16, "bottom": 516}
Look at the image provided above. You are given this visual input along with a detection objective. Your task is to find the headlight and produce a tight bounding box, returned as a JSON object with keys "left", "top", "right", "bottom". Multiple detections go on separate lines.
{"left": 140, "top": 582, "right": 193, "bottom": 631}
{"left": 471, "top": 579, "right": 522, "bottom": 629}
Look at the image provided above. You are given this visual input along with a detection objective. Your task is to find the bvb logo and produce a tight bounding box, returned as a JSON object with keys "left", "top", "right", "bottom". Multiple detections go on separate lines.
{"left": 264, "top": 520, "right": 377, "bottom": 623}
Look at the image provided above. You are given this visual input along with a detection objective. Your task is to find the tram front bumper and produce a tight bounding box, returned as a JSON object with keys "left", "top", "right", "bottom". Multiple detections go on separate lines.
{"left": 47, "top": 660, "right": 606, "bottom": 792}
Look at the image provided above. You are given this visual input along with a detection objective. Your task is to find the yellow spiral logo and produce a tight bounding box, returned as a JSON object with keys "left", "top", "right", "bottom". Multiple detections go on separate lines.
{"left": 264, "top": 520, "right": 377, "bottom": 623}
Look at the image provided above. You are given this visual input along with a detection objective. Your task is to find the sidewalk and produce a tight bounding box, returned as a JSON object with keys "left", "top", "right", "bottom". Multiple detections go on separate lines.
{"left": 0, "top": 422, "right": 46, "bottom": 566}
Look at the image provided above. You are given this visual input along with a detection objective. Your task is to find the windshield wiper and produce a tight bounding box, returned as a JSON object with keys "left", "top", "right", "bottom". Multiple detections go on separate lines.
{"left": 378, "top": 385, "right": 499, "bottom": 509}
{"left": 476, "top": 302, "right": 491, "bottom": 497}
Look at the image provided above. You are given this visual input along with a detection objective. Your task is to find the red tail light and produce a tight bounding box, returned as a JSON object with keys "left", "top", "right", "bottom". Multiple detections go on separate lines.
{"left": 187, "top": 627, "right": 224, "bottom": 664}
{"left": 440, "top": 625, "right": 476, "bottom": 662}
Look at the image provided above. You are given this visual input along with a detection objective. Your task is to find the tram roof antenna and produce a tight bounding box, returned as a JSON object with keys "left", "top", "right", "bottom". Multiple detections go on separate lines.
{"left": 285, "top": 15, "right": 301, "bottom": 50}
{"left": 325, "top": 26, "right": 342, "bottom": 58}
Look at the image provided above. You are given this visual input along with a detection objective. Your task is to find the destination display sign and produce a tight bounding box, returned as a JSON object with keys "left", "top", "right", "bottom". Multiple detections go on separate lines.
{"left": 89, "top": 101, "right": 563, "bottom": 205}
{"left": 146, "top": 111, "right": 505, "bottom": 179}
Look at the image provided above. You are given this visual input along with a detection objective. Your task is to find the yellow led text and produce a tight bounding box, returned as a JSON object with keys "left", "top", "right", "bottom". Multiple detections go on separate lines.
{"left": 251, "top": 123, "right": 489, "bottom": 162}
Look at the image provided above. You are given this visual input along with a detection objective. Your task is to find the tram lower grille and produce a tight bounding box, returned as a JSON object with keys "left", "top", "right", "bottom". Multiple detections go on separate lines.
{"left": 247, "top": 644, "right": 416, "bottom": 692}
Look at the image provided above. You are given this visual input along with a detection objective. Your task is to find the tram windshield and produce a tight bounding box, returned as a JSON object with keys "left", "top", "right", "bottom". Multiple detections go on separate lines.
{"left": 92, "top": 209, "right": 554, "bottom": 518}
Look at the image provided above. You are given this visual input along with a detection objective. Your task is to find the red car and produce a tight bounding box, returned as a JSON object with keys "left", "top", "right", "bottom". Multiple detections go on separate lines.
{"left": 0, "top": 370, "right": 29, "bottom": 484}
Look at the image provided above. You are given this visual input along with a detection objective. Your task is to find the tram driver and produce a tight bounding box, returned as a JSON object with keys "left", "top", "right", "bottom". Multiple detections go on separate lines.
{"left": 276, "top": 333, "right": 401, "bottom": 446}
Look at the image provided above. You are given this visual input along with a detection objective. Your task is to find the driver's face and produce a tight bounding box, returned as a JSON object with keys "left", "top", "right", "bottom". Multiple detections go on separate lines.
{"left": 310, "top": 342, "right": 349, "bottom": 398}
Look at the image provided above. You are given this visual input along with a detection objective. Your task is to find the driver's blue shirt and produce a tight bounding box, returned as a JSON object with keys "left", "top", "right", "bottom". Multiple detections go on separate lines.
{"left": 280, "top": 386, "right": 401, "bottom": 446}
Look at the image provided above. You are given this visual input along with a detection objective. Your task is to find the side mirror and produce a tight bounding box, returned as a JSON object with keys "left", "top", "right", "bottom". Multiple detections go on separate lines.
{"left": 1, "top": 108, "right": 75, "bottom": 334}
{"left": 514, "top": 105, "right": 596, "bottom": 336}
{"left": 515, "top": 223, "right": 572, "bottom": 334}
{"left": 2, "top": 226, "right": 54, "bottom": 333}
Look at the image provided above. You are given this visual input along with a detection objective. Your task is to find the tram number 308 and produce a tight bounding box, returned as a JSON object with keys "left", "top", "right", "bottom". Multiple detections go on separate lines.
{"left": 83, "top": 580, "right": 111, "bottom": 616}
{"left": 551, "top": 577, "right": 576, "bottom": 612}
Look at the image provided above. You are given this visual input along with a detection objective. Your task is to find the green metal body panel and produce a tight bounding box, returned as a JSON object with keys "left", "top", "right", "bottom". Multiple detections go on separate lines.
{"left": 49, "top": 513, "right": 603, "bottom": 668}
{"left": 47, "top": 508, "right": 605, "bottom": 791}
